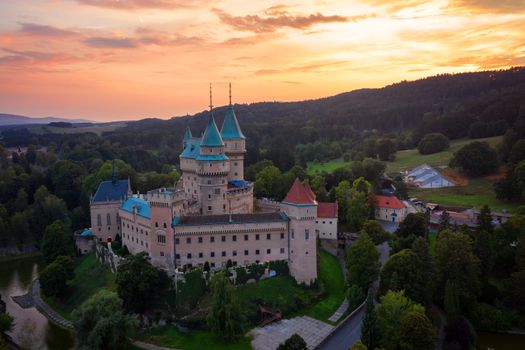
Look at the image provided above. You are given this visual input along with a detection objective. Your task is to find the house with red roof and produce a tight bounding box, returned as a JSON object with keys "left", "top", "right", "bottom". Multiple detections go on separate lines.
{"left": 316, "top": 202, "right": 338, "bottom": 240}
{"left": 375, "top": 195, "right": 407, "bottom": 223}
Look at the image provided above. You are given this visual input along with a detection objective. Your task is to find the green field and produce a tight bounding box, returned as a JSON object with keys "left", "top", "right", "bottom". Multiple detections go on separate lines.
{"left": 306, "top": 136, "right": 503, "bottom": 175}
{"left": 385, "top": 136, "right": 503, "bottom": 173}
{"left": 408, "top": 178, "right": 520, "bottom": 213}
{"left": 30, "top": 124, "right": 125, "bottom": 136}
{"left": 43, "top": 253, "right": 116, "bottom": 320}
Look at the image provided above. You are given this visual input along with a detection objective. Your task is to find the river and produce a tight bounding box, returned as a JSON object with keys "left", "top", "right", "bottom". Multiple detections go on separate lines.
{"left": 0, "top": 255, "right": 75, "bottom": 349}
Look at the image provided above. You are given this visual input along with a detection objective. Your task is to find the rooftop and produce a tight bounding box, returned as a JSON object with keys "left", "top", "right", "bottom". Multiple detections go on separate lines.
{"left": 375, "top": 195, "right": 405, "bottom": 209}
{"left": 120, "top": 196, "right": 151, "bottom": 219}
{"left": 173, "top": 212, "right": 288, "bottom": 226}
{"left": 318, "top": 202, "right": 338, "bottom": 218}
{"left": 92, "top": 179, "right": 129, "bottom": 203}
{"left": 282, "top": 178, "right": 318, "bottom": 206}
{"left": 201, "top": 115, "right": 224, "bottom": 147}
{"left": 221, "top": 105, "right": 245, "bottom": 139}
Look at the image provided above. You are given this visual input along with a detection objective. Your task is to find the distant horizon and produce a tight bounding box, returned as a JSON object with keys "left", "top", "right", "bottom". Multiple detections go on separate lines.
{"left": 2, "top": 0, "right": 524, "bottom": 121}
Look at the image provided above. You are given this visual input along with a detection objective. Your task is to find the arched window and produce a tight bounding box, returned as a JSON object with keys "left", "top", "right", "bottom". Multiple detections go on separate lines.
{"left": 97, "top": 214, "right": 102, "bottom": 226}
{"left": 106, "top": 213, "right": 111, "bottom": 225}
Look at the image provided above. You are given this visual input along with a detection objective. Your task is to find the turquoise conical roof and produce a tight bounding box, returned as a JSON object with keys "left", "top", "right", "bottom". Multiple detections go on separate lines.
{"left": 221, "top": 105, "right": 245, "bottom": 139}
{"left": 183, "top": 126, "right": 192, "bottom": 143}
{"left": 201, "top": 115, "right": 224, "bottom": 147}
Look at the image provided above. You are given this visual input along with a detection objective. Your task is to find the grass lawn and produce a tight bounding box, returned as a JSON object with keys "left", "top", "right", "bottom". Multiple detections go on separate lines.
{"left": 307, "top": 158, "right": 350, "bottom": 175}
{"left": 302, "top": 250, "right": 346, "bottom": 323}
{"left": 43, "top": 253, "right": 116, "bottom": 320}
{"left": 408, "top": 178, "right": 520, "bottom": 213}
{"left": 385, "top": 136, "right": 503, "bottom": 173}
{"left": 136, "top": 327, "right": 252, "bottom": 350}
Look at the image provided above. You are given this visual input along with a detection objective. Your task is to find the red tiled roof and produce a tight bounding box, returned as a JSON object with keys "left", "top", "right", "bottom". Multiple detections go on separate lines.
{"left": 318, "top": 202, "right": 338, "bottom": 218}
{"left": 283, "top": 178, "right": 317, "bottom": 205}
{"left": 375, "top": 195, "right": 405, "bottom": 209}
{"left": 304, "top": 183, "right": 316, "bottom": 202}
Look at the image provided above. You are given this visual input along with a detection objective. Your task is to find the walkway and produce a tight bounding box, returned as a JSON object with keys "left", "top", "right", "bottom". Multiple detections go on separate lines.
{"left": 250, "top": 316, "right": 334, "bottom": 350}
{"left": 31, "top": 280, "right": 74, "bottom": 330}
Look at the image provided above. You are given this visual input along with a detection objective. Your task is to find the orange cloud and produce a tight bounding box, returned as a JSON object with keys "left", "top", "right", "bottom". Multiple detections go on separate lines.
{"left": 213, "top": 7, "right": 355, "bottom": 33}
{"left": 75, "top": 0, "right": 199, "bottom": 10}
{"left": 18, "top": 23, "right": 78, "bottom": 37}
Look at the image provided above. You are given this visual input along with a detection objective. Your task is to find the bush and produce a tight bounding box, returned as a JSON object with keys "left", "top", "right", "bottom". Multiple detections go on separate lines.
{"left": 450, "top": 141, "right": 498, "bottom": 177}
{"left": 471, "top": 303, "right": 512, "bottom": 331}
{"left": 277, "top": 333, "right": 307, "bottom": 350}
{"left": 269, "top": 260, "right": 289, "bottom": 275}
{"left": 418, "top": 133, "right": 450, "bottom": 155}
{"left": 176, "top": 269, "right": 207, "bottom": 312}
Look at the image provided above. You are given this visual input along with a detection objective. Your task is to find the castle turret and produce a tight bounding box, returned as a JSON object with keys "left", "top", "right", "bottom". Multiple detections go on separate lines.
{"left": 183, "top": 126, "right": 192, "bottom": 148}
{"left": 220, "top": 83, "right": 246, "bottom": 181}
{"left": 280, "top": 178, "right": 318, "bottom": 285}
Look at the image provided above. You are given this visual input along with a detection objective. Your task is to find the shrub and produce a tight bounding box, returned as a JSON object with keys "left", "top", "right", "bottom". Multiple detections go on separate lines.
{"left": 418, "top": 133, "right": 450, "bottom": 155}
{"left": 269, "top": 260, "right": 289, "bottom": 275}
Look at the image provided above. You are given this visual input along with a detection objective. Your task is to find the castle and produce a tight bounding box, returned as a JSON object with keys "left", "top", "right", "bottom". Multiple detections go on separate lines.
{"left": 89, "top": 87, "right": 337, "bottom": 284}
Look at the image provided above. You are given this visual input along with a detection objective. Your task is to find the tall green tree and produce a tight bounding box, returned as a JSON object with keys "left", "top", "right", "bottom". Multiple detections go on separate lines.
{"left": 254, "top": 165, "right": 283, "bottom": 198}
{"left": 398, "top": 311, "right": 437, "bottom": 350}
{"left": 376, "top": 290, "right": 425, "bottom": 350}
{"left": 438, "top": 210, "right": 450, "bottom": 232}
{"left": 346, "top": 232, "right": 380, "bottom": 290}
{"left": 434, "top": 230, "right": 480, "bottom": 309}
{"left": 361, "top": 220, "right": 390, "bottom": 245}
{"left": 206, "top": 272, "right": 244, "bottom": 340}
{"left": 444, "top": 279, "right": 460, "bottom": 321}
{"left": 478, "top": 205, "right": 493, "bottom": 233}
{"left": 116, "top": 252, "right": 171, "bottom": 313}
{"left": 72, "top": 290, "right": 137, "bottom": 350}
{"left": 41, "top": 220, "right": 74, "bottom": 264}
{"left": 361, "top": 289, "right": 381, "bottom": 350}
{"left": 449, "top": 141, "right": 498, "bottom": 177}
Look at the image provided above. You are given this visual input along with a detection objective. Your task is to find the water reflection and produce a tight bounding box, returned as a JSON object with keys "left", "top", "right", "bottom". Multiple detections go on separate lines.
{"left": 0, "top": 255, "right": 75, "bottom": 349}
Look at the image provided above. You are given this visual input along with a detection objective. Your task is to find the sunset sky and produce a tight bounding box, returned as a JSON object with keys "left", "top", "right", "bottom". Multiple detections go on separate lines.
{"left": 1, "top": 0, "right": 524, "bottom": 121}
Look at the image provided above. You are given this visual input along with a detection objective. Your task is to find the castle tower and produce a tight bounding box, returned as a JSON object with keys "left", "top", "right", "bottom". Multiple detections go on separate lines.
{"left": 280, "top": 178, "right": 318, "bottom": 285}
{"left": 196, "top": 86, "right": 229, "bottom": 215}
{"left": 220, "top": 83, "right": 246, "bottom": 182}
{"left": 183, "top": 126, "right": 192, "bottom": 148}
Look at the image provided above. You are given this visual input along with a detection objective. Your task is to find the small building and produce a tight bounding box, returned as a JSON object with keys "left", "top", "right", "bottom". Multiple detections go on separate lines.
{"left": 405, "top": 164, "right": 454, "bottom": 188}
{"left": 375, "top": 195, "right": 407, "bottom": 223}
{"left": 316, "top": 202, "right": 338, "bottom": 240}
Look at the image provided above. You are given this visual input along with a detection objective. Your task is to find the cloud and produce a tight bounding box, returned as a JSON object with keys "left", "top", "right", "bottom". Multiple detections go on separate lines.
{"left": 75, "top": 0, "right": 197, "bottom": 10}
{"left": 213, "top": 7, "right": 362, "bottom": 33}
{"left": 359, "top": 0, "right": 430, "bottom": 14}
{"left": 0, "top": 48, "right": 81, "bottom": 67}
{"left": 83, "top": 37, "right": 138, "bottom": 48}
{"left": 255, "top": 60, "right": 348, "bottom": 75}
{"left": 18, "top": 23, "right": 78, "bottom": 37}
{"left": 448, "top": 0, "right": 525, "bottom": 13}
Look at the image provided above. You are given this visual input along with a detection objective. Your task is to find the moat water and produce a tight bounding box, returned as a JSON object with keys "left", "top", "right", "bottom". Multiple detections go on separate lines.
{"left": 0, "top": 255, "right": 75, "bottom": 349}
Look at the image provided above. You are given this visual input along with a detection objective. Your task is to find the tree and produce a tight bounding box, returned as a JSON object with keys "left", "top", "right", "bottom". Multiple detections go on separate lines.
{"left": 444, "top": 279, "right": 460, "bottom": 321}
{"left": 398, "top": 311, "right": 437, "bottom": 350}
{"left": 361, "top": 289, "right": 380, "bottom": 350}
{"left": 10, "top": 211, "right": 31, "bottom": 245}
{"left": 478, "top": 205, "right": 493, "bottom": 233}
{"left": 376, "top": 290, "right": 425, "bottom": 350}
{"left": 40, "top": 260, "right": 69, "bottom": 297}
{"left": 377, "top": 138, "right": 396, "bottom": 161}
{"left": 72, "top": 290, "right": 137, "bottom": 350}
{"left": 391, "top": 213, "right": 427, "bottom": 253}
{"left": 14, "top": 188, "right": 28, "bottom": 212}
{"left": 361, "top": 220, "right": 390, "bottom": 245}
{"left": 347, "top": 284, "right": 366, "bottom": 310}
{"left": 350, "top": 341, "right": 368, "bottom": 350}
{"left": 346, "top": 233, "right": 380, "bottom": 290}
{"left": 444, "top": 316, "right": 476, "bottom": 350}
{"left": 310, "top": 176, "right": 328, "bottom": 201}
{"left": 277, "top": 333, "right": 307, "bottom": 350}
{"left": 474, "top": 229, "right": 495, "bottom": 277}
{"left": 449, "top": 141, "right": 498, "bottom": 177}
{"left": 434, "top": 230, "right": 480, "bottom": 309}
{"left": 335, "top": 180, "right": 352, "bottom": 224}
{"left": 438, "top": 210, "right": 450, "bottom": 232}
{"left": 254, "top": 165, "right": 283, "bottom": 198}
{"left": 347, "top": 190, "right": 369, "bottom": 232}
{"left": 417, "top": 133, "right": 449, "bottom": 155}
{"left": 206, "top": 272, "right": 244, "bottom": 340}
{"left": 378, "top": 249, "right": 429, "bottom": 305}
{"left": 116, "top": 252, "right": 171, "bottom": 312}
{"left": 41, "top": 220, "right": 74, "bottom": 264}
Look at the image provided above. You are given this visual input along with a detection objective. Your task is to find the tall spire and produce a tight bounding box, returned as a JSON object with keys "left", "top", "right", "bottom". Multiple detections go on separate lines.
{"left": 229, "top": 82, "right": 232, "bottom": 106}
{"left": 209, "top": 83, "right": 213, "bottom": 116}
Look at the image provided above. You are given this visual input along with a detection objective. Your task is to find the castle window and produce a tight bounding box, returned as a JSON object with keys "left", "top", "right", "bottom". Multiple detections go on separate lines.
{"left": 234, "top": 162, "right": 238, "bottom": 166}
{"left": 155, "top": 222, "right": 159, "bottom": 227}
{"left": 208, "top": 194, "right": 211, "bottom": 199}
{"left": 106, "top": 213, "right": 111, "bottom": 225}
{"left": 280, "top": 233, "right": 284, "bottom": 239}
{"left": 232, "top": 250, "right": 237, "bottom": 256}
{"left": 175, "top": 253, "right": 180, "bottom": 259}
{"left": 291, "top": 229, "right": 295, "bottom": 239}
{"left": 305, "top": 229, "right": 310, "bottom": 240}
{"left": 266, "top": 249, "right": 271, "bottom": 254}
{"left": 163, "top": 223, "right": 167, "bottom": 228}
{"left": 97, "top": 214, "right": 102, "bottom": 226}
{"left": 186, "top": 237, "right": 191, "bottom": 244}
{"left": 234, "top": 172, "right": 238, "bottom": 176}
{"left": 210, "top": 236, "right": 215, "bottom": 243}
{"left": 160, "top": 251, "right": 165, "bottom": 257}
{"left": 255, "top": 234, "right": 260, "bottom": 240}
{"left": 232, "top": 235, "right": 237, "bottom": 242}
{"left": 211, "top": 262, "right": 215, "bottom": 267}
{"left": 208, "top": 206, "right": 212, "bottom": 211}
{"left": 157, "top": 234, "right": 166, "bottom": 244}
{"left": 210, "top": 163, "right": 212, "bottom": 167}
{"left": 198, "top": 237, "right": 203, "bottom": 243}
{"left": 214, "top": 188, "right": 220, "bottom": 195}
{"left": 221, "top": 236, "right": 226, "bottom": 242}
{"left": 266, "top": 233, "right": 271, "bottom": 240}
{"left": 280, "top": 248, "right": 285, "bottom": 254}
{"left": 222, "top": 251, "right": 226, "bottom": 257}
{"left": 211, "top": 252, "right": 215, "bottom": 257}
{"left": 199, "top": 252, "right": 203, "bottom": 258}
{"left": 316, "top": 221, "right": 318, "bottom": 224}
{"left": 244, "top": 250, "right": 248, "bottom": 256}
{"left": 187, "top": 253, "right": 192, "bottom": 259}
{"left": 244, "top": 235, "right": 248, "bottom": 241}
{"left": 255, "top": 249, "right": 260, "bottom": 255}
